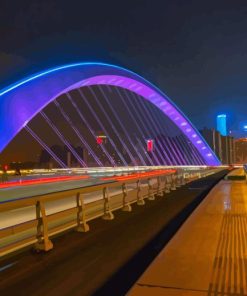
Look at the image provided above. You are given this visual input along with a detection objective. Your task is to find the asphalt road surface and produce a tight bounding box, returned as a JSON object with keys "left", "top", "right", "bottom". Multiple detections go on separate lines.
{"left": 0, "top": 177, "right": 113, "bottom": 203}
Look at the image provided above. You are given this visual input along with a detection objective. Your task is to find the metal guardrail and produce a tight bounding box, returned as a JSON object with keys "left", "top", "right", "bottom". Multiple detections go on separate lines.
{"left": 225, "top": 166, "right": 247, "bottom": 181}
{"left": 244, "top": 165, "right": 247, "bottom": 173}
{"left": 243, "top": 165, "right": 247, "bottom": 181}
{"left": 0, "top": 168, "right": 221, "bottom": 257}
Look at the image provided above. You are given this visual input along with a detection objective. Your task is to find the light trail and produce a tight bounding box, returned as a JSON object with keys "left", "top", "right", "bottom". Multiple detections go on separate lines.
{"left": 0, "top": 175, "right": 90, "bottom": 189}
{"left": 101, "top": 169, "right": 176, "bottom": 181}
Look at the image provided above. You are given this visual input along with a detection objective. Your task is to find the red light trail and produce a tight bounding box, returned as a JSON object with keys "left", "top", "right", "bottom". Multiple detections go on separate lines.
{"left": 101, "top": 169, "right": 176, "bottom": 182}
{"left": 0, "top": 175, "right": 90, "bottom": 189}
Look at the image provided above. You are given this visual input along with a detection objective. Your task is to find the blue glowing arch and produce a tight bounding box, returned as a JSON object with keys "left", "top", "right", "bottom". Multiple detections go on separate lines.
{"left": 0, "top": 62, "right": 220, "bottom": 165}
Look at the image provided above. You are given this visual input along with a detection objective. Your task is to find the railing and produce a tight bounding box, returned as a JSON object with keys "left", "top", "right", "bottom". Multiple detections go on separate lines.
{"left": 0, "top": 168, "right": 221, "bottom": 257}
{"left": 225, "top": 166, "right": 247, "bottom": 180}
{"left": 244, "top": 165, "right": 247, "bottom": 181}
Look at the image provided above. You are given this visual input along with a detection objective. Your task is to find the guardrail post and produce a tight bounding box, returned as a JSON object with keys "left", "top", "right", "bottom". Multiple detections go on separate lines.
{"left": 165, "top": 175, "right": 172, "bottom": 193}
{"left": 76, "top": 193, "right": 89, "bottom": 232}
{"left": 171, "top": 174, "right": 176, "bottom": 191}
{"left": 186, "top": 173, "right": 192, "bottom": 183}
{"left": 164, "top": 176, "right": 168, "bottom": 193}
{"left": 35, "top": 201, "right": 53, "bottom": 252}
{"left": 137, "top": 180, "right": 145, "bottom": 205}
{"left": 102, "top": 187, "right": 114, "bottom": 220}
{"left": 157, "top": 176, "right": 163, "bottom": 197}
{"left": 165, "top": 175, "right": 171, "bottom": 193}
{"left": 178, "top": 174, "right": 182, "bottom": 185}
{"left": 122, "top": 183, "right": 132, "bottom": 212}
{"left": 175, "top": 174, "right": 181, "bottom": 188}
{"left": 148, "top": 178, "right": 155, "bottom": 200}
{"left": 181, "top": 174, "right": 186, "bottom": 185}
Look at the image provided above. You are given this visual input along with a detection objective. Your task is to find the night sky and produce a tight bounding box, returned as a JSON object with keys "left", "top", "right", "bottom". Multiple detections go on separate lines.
{"left": 1, "top": 0, "right": 247, "bottom": 137}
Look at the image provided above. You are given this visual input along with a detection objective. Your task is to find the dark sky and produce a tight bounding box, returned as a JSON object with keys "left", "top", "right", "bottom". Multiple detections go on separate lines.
{"left": 1, "top": 0, "right": 247, "bottom": 137}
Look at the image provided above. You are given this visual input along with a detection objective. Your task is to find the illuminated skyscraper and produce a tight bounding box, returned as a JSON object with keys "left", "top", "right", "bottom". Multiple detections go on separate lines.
{"left": 217, "top": 114, "right": 227, "bottom": 136}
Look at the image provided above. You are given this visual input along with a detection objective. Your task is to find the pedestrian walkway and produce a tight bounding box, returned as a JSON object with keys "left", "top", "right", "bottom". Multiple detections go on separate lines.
{"left": 129, "top": 173, "right": 247, "bottom": 295}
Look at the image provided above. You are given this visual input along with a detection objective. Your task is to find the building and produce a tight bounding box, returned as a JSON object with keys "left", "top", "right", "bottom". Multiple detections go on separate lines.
{"left": 234, "top": 138, "right": 247, "bottom": 164}
{"left": 200, "top": 127, "right": 235, "bottom": 165}
{"left": 200, "top": 128, "right": 222, "bottom": 160}
{"left": 221, "top": 135, "right": 235, "bottom": 164}
{"left": 217, "top": 114, "right": 227, "bottom": 136}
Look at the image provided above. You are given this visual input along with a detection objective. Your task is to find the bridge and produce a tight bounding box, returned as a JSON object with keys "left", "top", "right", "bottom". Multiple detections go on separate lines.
{"left": 0, "top": 63, "right": 228, "bottom": 295}
{"left": 0, "top": 62, "right": 221, "bottom": 251}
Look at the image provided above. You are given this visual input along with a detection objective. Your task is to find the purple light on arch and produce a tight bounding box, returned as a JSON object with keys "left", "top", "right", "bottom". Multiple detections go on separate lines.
{"left": 0, "top": 62, "right": 221, "bottom": 166}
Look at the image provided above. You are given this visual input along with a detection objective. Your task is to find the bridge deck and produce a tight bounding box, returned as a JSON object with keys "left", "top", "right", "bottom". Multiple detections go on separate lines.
{"left": 129, "top": 174, "right": 247, "bottom": 295}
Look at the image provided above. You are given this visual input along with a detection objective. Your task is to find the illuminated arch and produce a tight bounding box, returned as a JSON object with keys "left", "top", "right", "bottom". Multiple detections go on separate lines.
{"left": 0, "top": 62, "right": 220, "bottom": 165}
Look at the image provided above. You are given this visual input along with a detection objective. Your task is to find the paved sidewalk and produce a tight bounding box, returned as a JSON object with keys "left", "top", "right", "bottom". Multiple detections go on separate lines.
{"left": 129, "top": 178, "right": 247, "bottom": 295}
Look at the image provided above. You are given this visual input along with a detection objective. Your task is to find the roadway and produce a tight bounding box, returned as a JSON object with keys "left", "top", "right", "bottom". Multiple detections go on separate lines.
{"left": 0, "top": 166, "right": 164, "bottom": 203}
{"left": 129, "top": 168, "right": 247, "bottom": 296}
{"left": 0, "top": 167, "right": 218, "bottom": 203}
{"left": 0, "top": 177, "right": 113, "bottom": 203}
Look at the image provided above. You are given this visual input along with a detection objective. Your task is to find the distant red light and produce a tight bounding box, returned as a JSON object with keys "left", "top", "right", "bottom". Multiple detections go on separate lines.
{"left": 96, "top": 136, "right": 103, "bottom": 145}
{"left": 3, "top": 164, "right": 8, "bottom": 171}
{"left": 147, "top": 139, "right": 154, "bottom": 152}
